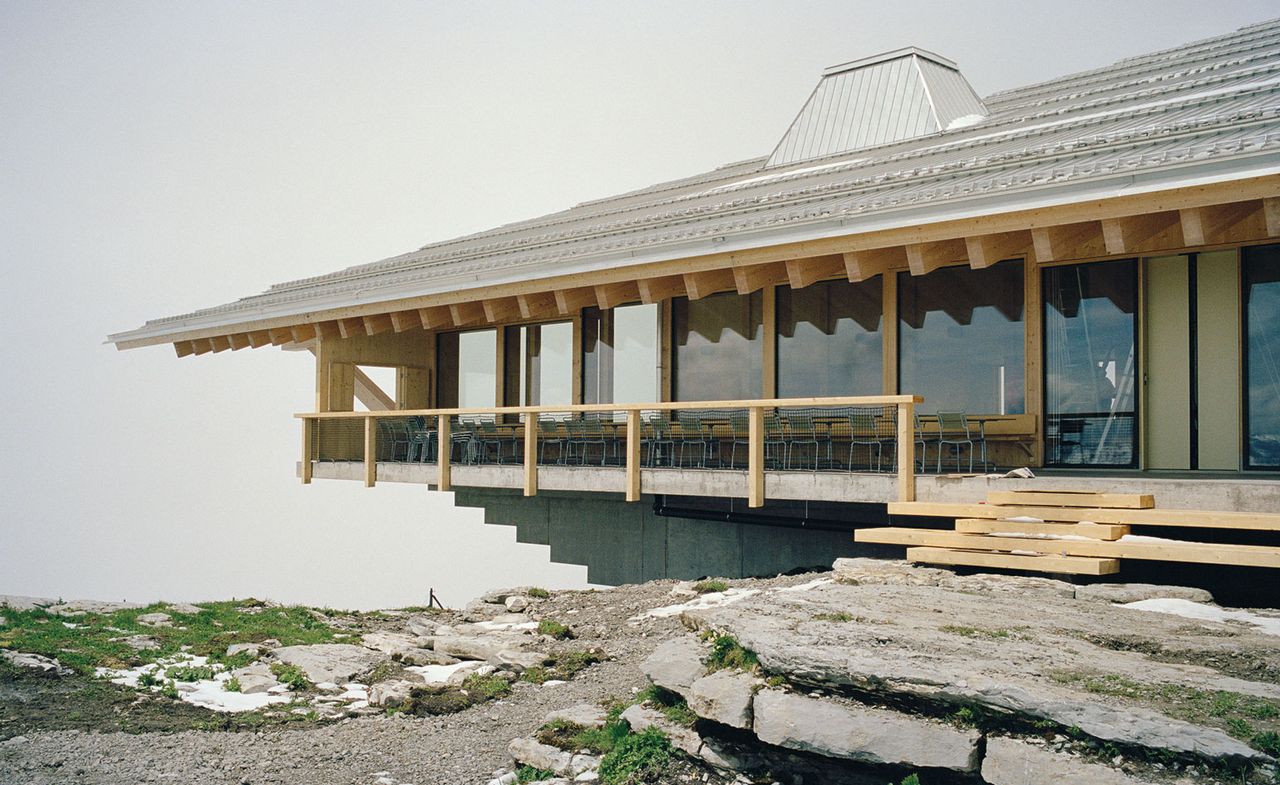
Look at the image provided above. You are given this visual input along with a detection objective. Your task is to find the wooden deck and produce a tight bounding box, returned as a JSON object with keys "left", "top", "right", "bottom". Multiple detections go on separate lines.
{"left": 857, "top": 489, "right": 1280, "bottom": 576}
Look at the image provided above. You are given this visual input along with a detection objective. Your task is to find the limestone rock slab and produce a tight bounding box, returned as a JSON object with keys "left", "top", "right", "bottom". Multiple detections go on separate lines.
{"left": 639, "top": 636, "right": 705, "bottom": 697}
{"left": 688, "top": 670, "right": 758, "bottom": 729}
{"left": 982, "top": 737, "right": 1163, "bottom": 784}
{"left": 271, "top": 644, "right": 385, "bottom": 684}
{"left": 1074, "top": 583, "right": 1214, "bottom": 604}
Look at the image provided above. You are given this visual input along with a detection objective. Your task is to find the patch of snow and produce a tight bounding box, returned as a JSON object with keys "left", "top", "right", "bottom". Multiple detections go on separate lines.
{"left": 946, "top": 113, "right": 986, "bottom": 130}
{"left": 405, "top": 661, "right": 477, "bottom": 685}
{"left": 542, "top": 679, "right": 567, "bottom": 686}
{"left": 632, "top": 588, "right": 761, "bottom": 620}
{"left": 471, "top": 619, "right": 538, "bottom": 632}
{"left": 1122, "top": 599, "right": 1280, "bottom": 637}
{"left": 97, "top": 655, "right": 290, "bottom": 712}
{"left": 775, "top": 578, "right": 833, "bottom": 593}
{"left": 1119, "top": 534, "right": 1182, "bottom": 543}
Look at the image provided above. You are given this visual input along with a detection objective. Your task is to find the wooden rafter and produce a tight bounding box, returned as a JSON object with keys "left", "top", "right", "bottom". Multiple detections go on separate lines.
{"left": 191, "top": 338, "right": 214, "bottom": 355}
{"left": 315, "top": 321, "right": 342, "bottom": 339}
{"left": 844, "top": 247, "right": 906, "bottom": 282}
{"left": 906, "top": 238, "right": 967, "bottom": 276}
{"left": 336, "top": 318, "right": 364, "bottom": 339}
{"left": 682, "top": 268, "right": 736, "bottom": 300}
{"left": 228, "top": 333, "right": 251, "bottom": 350}
{"left": 361, "top": 314, "right": 394, "bottom": 336}
{"left": 174, "top": 341, "right": 195, "bottom": 357}
{"left": 594, "top": 281, "right": 640, "bottom": 310}
{"left": 208, "top": 335, "right": 232, "bottom": 353}
{"left": 483, "top": 297, "right": 522, "bottom": 323}
{"left": 732, "top": 262, "right": 789, "bottom": 295}
{"left": 637, "top": 275, "right": 686, "bottom": 304}
{"left": 516, "top": 291, "right": 558, "bottom": 319}
{"left": 418, "top": 305, "right": 453, "bottom": 330}
{"left": 1030, "top": 221, "right": 1105, "bottom": 263}
{"left": 267, "top": 328, "right": 294, "bottom": 346}
{"left": 785, "top": 255, "right": 845, "bottom": 289}
{"left": 1101, "top": 211, "right": 1181, "bottom": 255}
{"left": 247, "top": 330, "right": 272, "bottom": 348}
{"left": 449, "top": 301, "right": 486, "bottom": 326}
{"left": 290, "top": 324, "right": 317, "bottom": 343}
{"left": 388, "top": 311, "right": 420, "bottom": 333}
{"left": 554, "top": 287, "right": 597, "bottom": 316}
{"left": 1266, "top": 197, "right": 1280, "bottom": 237}
{"left": 964, "top": 231, "right": 1032, "bottom": 269}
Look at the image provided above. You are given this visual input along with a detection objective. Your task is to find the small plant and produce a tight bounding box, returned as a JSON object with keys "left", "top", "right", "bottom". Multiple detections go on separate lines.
{"left": 900, "top": 775, "right": 921, "bottom": 785}
{"left": 636, "top": 685, "right": 697, "bottom": 727}
{"left": 527, "top": 587, "right": 551, "bottom": 599}
{"left": 952, "top": 706, "right": 978, "bottom": 727}
{"left": 812, "top": 611, "right": 854, "bottom": 622}
{"left": 1251, "top": 730, "right": 1280, "bottom": 756}
{"left": 270, "top": 662, "right": 311, "bottom": 691}
{"left": 573, "top": 719, "right": 631, "bottom": 756}
{"left": 160, "top": 679, "right": 179, "bottom": 699}
{"left": 537, "top": 619, "right": 573, "bottom": 640}
{"left": 224, "top": 676, "right": 242, "bottom": 693}
{"left": 136, "top": 670, "right": 162, "bottom": 688}
{"left": 705, "top": 634, "right": 758, "bottom": 673}
{"left": 461, "top": 672, "right": 511, "bottom": 701}
{"left": 941, "top": 624, "right": 1011, "bottom": 639}
{"left": 692, "top": 579, "right": 728, "bottom": 595}
{"left": 765, "top": 674, "right": 786, "bottom": 688}
{"left": 520, "top": 666, "right": 550, "bottom": 685}
{"left": 164, "top": 664, "right": 215, "bottom": 682}
{"left": 1227, "top": 717, "right": 1254, "bottom": 738}
{"left": 598, "top": 726, "right": 672, "bottom": 785}
{"left": 515, "top": 765, "right": 556, "bottom": 783}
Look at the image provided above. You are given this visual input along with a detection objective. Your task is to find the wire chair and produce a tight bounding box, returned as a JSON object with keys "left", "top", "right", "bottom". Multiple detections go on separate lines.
{"left": 641, "top": 413, "right": 674, "bottom": 467}
{"left": 676, "top": 410, "right": 712, "bottom": 468}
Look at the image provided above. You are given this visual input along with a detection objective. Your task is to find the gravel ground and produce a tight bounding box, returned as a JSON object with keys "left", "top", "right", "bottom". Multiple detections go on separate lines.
{"left": 0, "top": 573, "right": 813, "bottom": 785}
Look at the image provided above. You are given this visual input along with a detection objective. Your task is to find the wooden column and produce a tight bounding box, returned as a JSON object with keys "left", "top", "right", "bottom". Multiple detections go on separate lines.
{"left": 437, "top": 416, "right": 452, "bottom": 491}
{"left": 896, "top": 401, "right": 915, "bottom": 502}
{"left": 882, "top": 273, "right": 899, "bottom": 395}
{"left": 364, "top": 416, "right": 377, "bottom": 488}
{"left": 301, "top": 418, "right": 313, "bottom": 484}
{"left": 762, "top": 285, "right": 777, "bottom": 398}
{"left": 625, "top": 409, "right": 641, "bottom": 502}
{"left": 523, "top": 415, "right": 537, "bottom": 497}
{"left": 1023, "top": 258, "right": 1044, "bottom": 466}
{"left": 748, "top": 406, "right": 765, "bottom": 508}
{"left": 571, "top": 316, "right": 584, "bottom": 405}
{"left": 660, "top": 301, "right": 674, "bottom": 402}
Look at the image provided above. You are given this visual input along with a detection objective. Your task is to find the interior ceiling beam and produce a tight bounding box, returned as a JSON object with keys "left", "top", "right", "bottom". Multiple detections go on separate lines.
{"left": 682, "top": 268, "right": 736, "bottom": 300}
{"left": 594, "top": 281, "right": 640, "bottom": 310}
{"left": 227, "top": 333, "right": 251, "bottom": 351}
{"left": 482, "top": 297, "right": 522, "bottom": 323}
{"left": 1101, "top": 211, "right": 1181, "bottom": 255}
{"left": 361, "top": 314, "right": 394, "bottom": 336}
{"left": 844, "top": 247, "right": 906, "bottom": 282}
{"left": 964, "top": 231, "right": 1032, "bottom": 270}
{"left": 906, "top": 238, "right": 968, "bottom": 276}
{"left": 449, "top": 300, "right": 486, "bottom": 327}
{"left": 785, "top": 255, "right": 845, "bottom": 289}
{"left": 732, "top": 262, "right": 790, "bottom": 295}
{"left": 418, "top": 305, "right": 453, "bottom": 330}
{"left": 1030, "top": 221, "right": 1105, "bottom": 263}
{"left": 637, "top": 275, "right": 686, "bottom": 304}
{"left": 388, "top": 311, "right": 420, "bottom": 333}
{"left": 554, "top": 287, "right": 598, "bottom": 316}
{"left": 517, "top": 291, "right": 558, "bottom": 319}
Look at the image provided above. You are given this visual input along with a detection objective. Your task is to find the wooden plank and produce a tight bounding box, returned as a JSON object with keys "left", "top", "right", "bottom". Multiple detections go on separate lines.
{"left": 859, "top": 527, "right": 1280, "bottom": 568}
{"left": 1102, "top": 213, "right": 1180, "bottom": 255}
{"left": 896, "top": 402, "right": 914, "bottom": 502}
{"left": 523, "top": 415, "right": 537, "bottom": 497}
{"left": 987, "top": 490, "right": 1154, "bottom": 509}
{"left": 554, "top": 287, "right": 597, "bottom": 316}
{"left": 844, "top": 247, "right": 906, "bottom": 282}
{"left": 785, "top": 254, "right": 845, "bottom": 289}
{"left": 1030, "top": 222, "right": 1104, "bottom": 262}
{"left": 267, "top": 327, "right": 294, "bottom": 345}
{"left": 683, "top": 268, "right": 736, "bottom": 300}
{"left": 594, "top": 281, "right": 640, "bottom": 310}
{"left": 388, "top": 311, "right": 420, "bottom": 333}
{"left": 315, "top": 321, "right": 342, "bottom": 339}
{"left": 887, "top": 501, "right": 1280, "bottom": 531}
{"left": 906, "top": 547, "right": 1120, "bottom": 575}
{"left": 625, "top": 409, "right": 641, "bottom": 502}
{"left": 190, "top": 339, "right": 214, "bottom": 355}
{"left": 227, "top": 333, "right": 251, "bottom": 350}
{"left": 905, "top": 238, "right": 967, "bottom": 276}
{"left": 173, "top": 341, "right": 195, "bottom": 358}
{"left": 301, "top": 418, "right": 313, "bottom": 484}
{"left": 882, "top": 272, "right": 898, "bottom": 395}
{"left": 437, "top": 416, "right": 452, "bottom": 492}
{"left": 337, "top": 318, "right": 364, "bottom": 339}
{"left": 419, "top": 305, "right": 453, "bottom": 329}
{"left": 363, "top": 416, "right": 377, "bottom": 488}
{"left": 517, "top": 291, "right": 558, "bottom": 320}
{"left": 483, "top": 297, "right": 522, "bottom": 323}
{"left": 748, "top": 407, "right": 764, "bottom": 508}
{"left": 955, "top": 518, "right": 1129, "bottom": 541}
{"left": 1022, "top": 257, "right": 1043, "bottom": 466}
{"left": 449, "top": 300, "right": 486, "bottom": 326}
{"left": 964, "top": 231, "right": 1031, "bottom": 269}
{"left": 761, "top": 285, "right": 776, "bottom": 398}
{"left": 637, "top": 275, "right": 685, "bottom": 304}
{"left": 353, "top": 367, "right": 395, "bottom": 411}
{"left": 732, "top": 262, "right": 789, "bottom": 295}
{"left": 1179, "top": 208, "right": 1206, "bottom": 247}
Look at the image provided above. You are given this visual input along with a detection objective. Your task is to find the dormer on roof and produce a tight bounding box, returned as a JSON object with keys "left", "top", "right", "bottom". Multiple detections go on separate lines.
{"left": 766, "top": 46, "right": 988, "bottom": 168}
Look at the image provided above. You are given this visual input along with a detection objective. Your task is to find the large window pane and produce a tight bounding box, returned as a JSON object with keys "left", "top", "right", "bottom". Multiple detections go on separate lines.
{"left": 673, "top": 291, "right": 762, "bottom": 401}
{"left": 777, "top": 277, "right": 883, "bottom": 397}
{"left": 1043, "top": 259, "right": 1138, "bottom": 467}
{"left": 583, "top": 304, "right": 660, "bottom": 405}
{"left": 515, "top": 321, "right": 574, "bottom": 406}
{"left": 1245, "top": 244, "right": 1280, "bottom": 469}
{"left": 899, "top": 262, "right": 1025, "bottom": 413}
{"left": 436, "top": 328, "right": 496, "bottom": 408}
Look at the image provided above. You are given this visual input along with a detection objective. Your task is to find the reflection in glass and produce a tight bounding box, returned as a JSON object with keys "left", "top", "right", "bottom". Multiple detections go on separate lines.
{"left": 1245, "top": 244, "right": 1280, "bottom": 468}
{"left": 514, "top": 321, "right": 574, "bottom": 406}
{"left": 583, "top": 304, "right": 659, "bottom": 404}
{"left": 1043, "top": 259, "right": 1138, "bottom": 467}
{"left": 436, "top": 329, "right": 496, "bottom": 408}
{"left": 777, "top": 278, "right": 882, "bottom": 397}
{"left": 898, "top": 262, "right": 1025, "bottom": 413}
{"left": 673, "top": 291, "right": 762, "bottom": 401}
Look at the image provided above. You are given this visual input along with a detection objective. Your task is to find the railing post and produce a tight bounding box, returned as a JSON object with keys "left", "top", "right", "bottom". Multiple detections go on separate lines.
{"left": 897, "top": 401, "right": 915, "bottom": 502}
{"left": 523, "top": 414, "right": 537, "bottom": 497}
{"left": 438, "top": 415, "right": 451, "bottom": 492}
{"left": 301, "top": 417, "right": 313, "bottom": 484}
{"left": 748, "top": 406, "right": 764, "bottom": 508}
{"left": 364, "top": 415, "right": 377, "bottom": 488}
{"left": 625, "top": 409, "right": 641, "bottom": 502}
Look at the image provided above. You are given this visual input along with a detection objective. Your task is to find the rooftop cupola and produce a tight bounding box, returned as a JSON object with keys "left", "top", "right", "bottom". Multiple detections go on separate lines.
{"left": 766, "top": 46, "right": 988, "bottom": 168}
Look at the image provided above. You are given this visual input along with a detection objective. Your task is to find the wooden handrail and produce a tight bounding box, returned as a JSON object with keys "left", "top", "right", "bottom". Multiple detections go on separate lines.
{"left": 299, "top": 395, "right": 922, "bottom": 506}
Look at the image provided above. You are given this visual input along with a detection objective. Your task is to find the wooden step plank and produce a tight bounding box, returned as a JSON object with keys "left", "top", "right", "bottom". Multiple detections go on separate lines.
{"left": 955, "top": 518, "right": 1129, "bottom": 541}
{"left": 987, "top": 490, "right": 1154, "bottom": 509}
{"left": 856, "top": 527, "right": 1280, "bottom": 568}
{"left": 887, "top": 501, "right": 1280, "bottom": 531}
{"left": 906, "top": 546, "right": 1120, "bottom": 576}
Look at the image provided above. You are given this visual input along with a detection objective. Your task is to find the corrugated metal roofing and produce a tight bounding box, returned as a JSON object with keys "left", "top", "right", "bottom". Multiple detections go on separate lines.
{"left": 110, "top": 17, "right": 1280, "bottom": 346}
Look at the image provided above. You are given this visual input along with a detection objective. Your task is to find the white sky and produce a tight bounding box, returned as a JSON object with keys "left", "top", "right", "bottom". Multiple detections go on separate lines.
{"left": 1, "top": 1, "right": 1273, "bottom": 609}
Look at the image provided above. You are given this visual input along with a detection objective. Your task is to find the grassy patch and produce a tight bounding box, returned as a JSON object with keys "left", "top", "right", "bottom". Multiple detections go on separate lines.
{"left": 811, "top": 611, "right": 854, "bottom": 622}
{"left": 537, "top": 619, "right": 573, "bottom": 640}
{"left": 520, "top": 649, "right": 603, "bottom": 685}
{"left": 704, "top": 634, "right": 758, "bottom": 673}
{"left": 598, "top": 726, "right": 672, "bottom": 785}
{"left": 269, "top": 663, "right": 311, "bottom": 691}
{"left": 526, "top": 587, "right": 551, "bottom": 600}
{"left": 692, "top": 580, "right": 728, "bottom": 595}
{"left": 461, "top": 672, "right": 511, "bottom": 701}
{"left": 164, "top": 664, "right": 215, "bottom": 682}
{"left": 940, "top": 624, "right": 1012, "bottom": 639}
{"left": 636, "top": 685, "right": 697, "bottom": 727}
{"left": 223, "top": 676, "right": 241, "bottom": 693}
{"left": 515, "top": 764, "right": 556, "bottom": 783}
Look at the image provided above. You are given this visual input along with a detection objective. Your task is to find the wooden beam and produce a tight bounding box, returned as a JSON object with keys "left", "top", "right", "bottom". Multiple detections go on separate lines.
{"left": 896, "top": 402, "right": 914, "bottom": 502}
{"left": 1030, "top": 222, "right": 1105, "bottom": 263}
{"left": 190, "top": 339, "right": 213, "bottom": 355}
{"left": 784, "top": 255, "right": 845, "bottom": 289}
{"left": 1179, "top": 208, "right": 1207, "bottom": 247}
{"left": 554, "top": 287, "right": 597, "bottom": 316}
{"left": 353, "top": 367, "right": 395, "bottom": 411}
{"left": 206, "top": 335, "right": 230, "bottom": 353}
{"left": 886, "top": 501, "right": 1280, "bottom": 531}
{"left": 290, "top": 324, "right": 317, "bottom": 343}
{"left": 637, "top": 275, "right": 686, "bottom": 304}
{"left": 682, "top": 268, "right": 736, "bottom": 300}
{"left": 301, "top": 418, "right": 313, "bottom": 484}
{"left": 388, "top": 311, "right": 420, "bottom": 333}
{"left": 625, "top": 410, "right": 641, "bottom": 502}
{"left": 267, "top": 328, "right": 293, "bottom": 346}
{"left": 732, "top": 262, "right": 789, "bottom": 295}
{"left": 247, "top": 330, "right": 272, "bottom": 348}
{"left": 594, "top": 281, "right": 641, "bottom": 310}
{"left": 419, "top": 306, "right": 453, "bottom": 330}
{"left": 437, "top": 415, "right": 452, "bottom": 492}
{"left": 906, "top": 238, "right": 968, "bottom": 276}
{"left": 1266, "top": 197, "right": 1280, "bottom": 237}
{"left": 482, "top": 297, "right": 522, "bottom": 323}
{"left": 337, "top": 318, "right": 365, "bottom": 339}
{"left": 173, "top": 341, "right": 195, "bottom": 358}
{"left": 955, "top": 518, "right": 1129, "bottom": 541}
{"left": 987, "top": 490, "right": 1153, "bottom": 508}
{"left": 882, "top": 272, "right": 898, "bottom": 395}
{"left": 227, "top": 333, "right": 251, "bottom": 350}
{"left": 964, "top": 231, "right": 1032, "bottom": 269}
{"left": 362, "top": 314, "right": 394, "bottom": 336}
{"left": 516, "top": 291, "right": 558, "bottom": 320}
{"left": 907, "top": 547, "right": 1120, "bottom": 576}
{"left": 363, "top": 416, "right": 377, "bottom": 487}
{"left": 449, "top": 300, "right": 485, "bottom": 326}
{"left": 523, "top": 415, "right": 537, "bottom": 497}
{"left": 1101, "top": 212, "right": 1180, "bottom": 255}
{"left": 844, "top": 247, "right": 906, "bottom": 282}
{"left": 315, "top": 321, "right": 342, "bottom": 340}
{"left": 748, "top": 406, "right": 764, "bottom": 508}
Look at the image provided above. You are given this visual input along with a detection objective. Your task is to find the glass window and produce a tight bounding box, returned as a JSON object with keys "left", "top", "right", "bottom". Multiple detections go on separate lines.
{"left": 777, "top": 277, "right": 883, "bottom": 397}
{"left": 1043, "top": 259, "right": 1138, "bottom": 467}
{"left": 513, "top": 321, "right": 574, "bottom": 406}
{"left": 899, "top": 262, "right": 1025, "bottom": 413}
{"left": 583, "top": 303, "right": 660, "bottom": 404}
{"left": 436, "top": 328, "right": 496, "bottom": 408}
{"left": 673, "top": 291, "right": 762, "bottom": 401}
{"left": 1245, "top": 244, "right": 1280, "bottom": 469}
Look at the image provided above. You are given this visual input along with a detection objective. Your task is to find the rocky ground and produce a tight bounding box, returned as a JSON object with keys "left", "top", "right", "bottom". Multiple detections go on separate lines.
{"left": 1, "top": 562, "right": 1279, "bottom": 784}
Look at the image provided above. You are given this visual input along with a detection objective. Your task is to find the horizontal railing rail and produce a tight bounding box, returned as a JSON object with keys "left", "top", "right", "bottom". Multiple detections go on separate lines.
{"left": 297, "top": 395, "right": 923, "bottom": 507}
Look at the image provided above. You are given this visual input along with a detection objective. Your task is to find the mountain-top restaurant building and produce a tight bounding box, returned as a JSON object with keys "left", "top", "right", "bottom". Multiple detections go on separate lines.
{"left": 113, "top": 22, "right": 1280, "bottom": 589}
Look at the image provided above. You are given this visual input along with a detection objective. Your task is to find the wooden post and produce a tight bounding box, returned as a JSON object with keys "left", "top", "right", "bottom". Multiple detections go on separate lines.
{"left": 896, "top": 402, "right": 915, "bottom": 502}
{"left": 762, "top": 286, "right": 777, "bottom": 398}
{"left": 748, "top": 406, "right": 765, "bottom": 508}
{"left": 438, "top": 415, "right": 452, "bottom": 492}
{"left": 301, "top": 418, "right": 313, "bottom": 484}
{"left": 364, "top": 416, "right": 377, "bottom": 488}
{"left": 523, "top": 415, "right": 537, "bottom": 497}
{"left": 625, "top": 409, "right": 641, "bottom": 502}
{"left": 882, "top": 273, "right": 899, "bottom": 395}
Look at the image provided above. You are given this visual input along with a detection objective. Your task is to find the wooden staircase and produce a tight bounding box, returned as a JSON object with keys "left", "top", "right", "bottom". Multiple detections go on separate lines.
{"left": 855, "top": 489, "right": 1280, "bottom": 576}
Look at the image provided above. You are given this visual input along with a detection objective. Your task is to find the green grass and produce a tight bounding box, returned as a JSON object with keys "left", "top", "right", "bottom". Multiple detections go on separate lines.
{"left": 940, "top": 624, "right": 1012, "bottom": 639}
{"left": 526, "top": 587, "right": 551, "bottom": 599}
{"left": 811, "top": 611, "right": 854, "bottom": 622}
{"left": 636, "top": 685, "right": 698, "bottom": 727}
{"left": 164, "top": 664, "right": 215, "bottom": 682}
{"left": 461, "top": 672, "right": 511, "bottom": 701}
{"left": 223, "top": 676, "right": 241, "bottom": 693}
{"left": 520, "top": 649, "right": 603, "bottom": 685}
{"left": 598, "top": 726, "right": 672, "bottom": 785}
{"left": 0, "top": 600, "right": 336, "bottom": 675}
{"left": 515, "top": 765, "right": 556, "bottom": 782}
{"left": 269, "top": 663, "right": 311, "bottom": 691}
{"left": 900, "top": 775, "right": 921, "bottom": 785}
{"left": 704, "top": 634, "right": 758, "bottom": 673}
{"left": 537, "top": 619, "right": 573, "bottom": 640}
{"left": 692, "top": 579, "right": 728, "bottom": 595}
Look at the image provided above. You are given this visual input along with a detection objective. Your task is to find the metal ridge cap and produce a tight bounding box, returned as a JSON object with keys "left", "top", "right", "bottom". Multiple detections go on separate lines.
{"left": 823, "top": 47, "right": 958, "bottom": 76}
{"left": 107, "top": 155, "right": 1280, "bottom": 347}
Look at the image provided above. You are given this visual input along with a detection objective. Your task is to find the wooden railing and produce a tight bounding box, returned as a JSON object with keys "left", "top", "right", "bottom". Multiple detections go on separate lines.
{"left": 297, "top": 395, "right": 923, "bottom": 507}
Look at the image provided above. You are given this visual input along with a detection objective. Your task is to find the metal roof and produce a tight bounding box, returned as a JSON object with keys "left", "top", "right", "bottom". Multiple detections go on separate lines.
{"left": 110, "top": 17, "right": 1280, "bottom": 348}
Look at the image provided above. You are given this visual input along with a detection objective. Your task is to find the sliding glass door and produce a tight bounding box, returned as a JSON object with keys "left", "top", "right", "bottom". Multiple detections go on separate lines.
{"left": 1245, "top": 244, "right": 1280, "bottom": 469}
